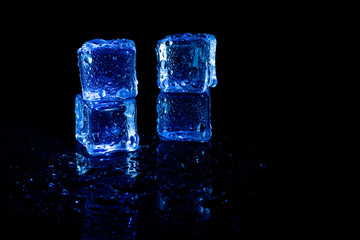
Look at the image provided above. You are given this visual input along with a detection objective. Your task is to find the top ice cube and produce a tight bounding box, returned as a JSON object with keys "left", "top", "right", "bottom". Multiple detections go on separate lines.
{"left": 78, "top": 39, "right": 138, "bottom": 101}
{"left": 155, "top": 33, "right": 217, "bottom": 93}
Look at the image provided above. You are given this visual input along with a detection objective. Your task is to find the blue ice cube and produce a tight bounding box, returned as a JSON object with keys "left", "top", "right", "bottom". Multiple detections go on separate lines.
{"left": 155, "top": 33, "right": 217, "bottom": 93}
{"left": 78, "top": 38, "right": 138, "bottom": 101}
{"left": 75, "top": 93, "right": 139, "bottom": 155}
{"left": 156, "top": 90, "right": 212, "bottom": 142}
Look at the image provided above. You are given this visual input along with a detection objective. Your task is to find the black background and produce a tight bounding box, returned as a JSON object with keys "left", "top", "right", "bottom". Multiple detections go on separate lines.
{"left": 3, "top": 5, "right": 322, "bottom": 149}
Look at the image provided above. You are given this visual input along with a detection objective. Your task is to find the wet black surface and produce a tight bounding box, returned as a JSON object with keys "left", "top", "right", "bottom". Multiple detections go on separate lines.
{"left": 0, "top": 122, "right": 338, "bottom": 239}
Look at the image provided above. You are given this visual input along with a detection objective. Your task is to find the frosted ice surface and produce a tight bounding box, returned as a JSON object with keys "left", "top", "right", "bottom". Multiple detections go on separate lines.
{"left": 78, "top": 39, "right": 138, "bottom": 101}
{"left": 75, "top": 94, "right": 139, "bottom": 155}
{"left": 156, "top": 90, "right": 212, "bottom": 142}
{"left": 156, "top": 33, "right": 217, "bottom": 93}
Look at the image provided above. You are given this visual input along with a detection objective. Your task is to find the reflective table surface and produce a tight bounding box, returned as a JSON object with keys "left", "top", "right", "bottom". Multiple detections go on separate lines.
{"left": 0, "top": 122, "right": 334, "bottom": 239}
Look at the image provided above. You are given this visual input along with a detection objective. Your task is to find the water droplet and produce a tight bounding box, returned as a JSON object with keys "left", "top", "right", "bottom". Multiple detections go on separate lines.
{"left": 191, "top": 80, "right": 200, "bottom": 88}
{"left": 160, "top": 60, "right": 167, "bottom": 69}
{"left": 84, "top": 55, "right": 92, "bottom": 64}
{"left": 163, "top": 79, "right": 170, "bottom": 88}
{"left": 180, "top": 79, "right": 190, "bottom": 87}
{"left": 61, "top": 189, "right": 69, "bottom": 196}
{"left": 100, "top": 89, "right": 106, "bottom": 98}
{"left": 116, "top": 89, "right": 130, "bottom": 99}
{"left": 197, "top": 124, "right": 202, "bottom": 132}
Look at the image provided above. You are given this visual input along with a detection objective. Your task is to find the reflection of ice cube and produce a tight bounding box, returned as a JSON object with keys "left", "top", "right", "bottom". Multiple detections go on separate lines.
{"left": 157, "top": 141, "right": 211, "bottom": 164}
{"left": 156, "top": 33, "right": 217, "bottom": 93}
{"left": 78, "top": 38, "right": 138, "bottom": 101}
{"left": 75, "top": 94, "right": 139, "bottom": 155}
{"left": 156, "top": 90, "right": 212, "bottom": 142}
{"left": 74, "top": 152, "right": 138, "bottom": 239}
{"left": 75, "top": 152, "right": 138, "bottom": 177}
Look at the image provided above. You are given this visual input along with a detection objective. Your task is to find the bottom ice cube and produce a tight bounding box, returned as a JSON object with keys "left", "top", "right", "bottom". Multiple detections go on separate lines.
{"left": 75, "top": 93, "right": 139, "bottom": 155}
{"left": 156, "top": 91, "right": 212, "bottom": 142}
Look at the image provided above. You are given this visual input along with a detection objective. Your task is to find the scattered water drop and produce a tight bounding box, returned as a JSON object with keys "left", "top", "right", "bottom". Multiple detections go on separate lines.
{"left": 191, "top": 80, "right": 200, "bottom": 88}
{"left": 100, "top": 89, "right": 106, "bottom": 99}
{"left": 84, "top": 55, "right": 92, "bottom": 64}
{"left": 160, "top": 60, "right": 167, "bottom": 69}
{"left": 116, "top": 89, "right": 130, "bottom": 99}
{"left": 61, "top": 189, "right": 69, "bottom": 196}
{"left": 197, "top": 123, "right": 202, "bottom": 132}
{"left": 180, "top": 79, "right": 190, "bottom": 87}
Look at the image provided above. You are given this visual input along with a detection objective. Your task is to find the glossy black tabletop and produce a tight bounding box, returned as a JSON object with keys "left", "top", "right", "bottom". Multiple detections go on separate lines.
{"left": 0, "top": 121, "right": 335, "bottom": 239}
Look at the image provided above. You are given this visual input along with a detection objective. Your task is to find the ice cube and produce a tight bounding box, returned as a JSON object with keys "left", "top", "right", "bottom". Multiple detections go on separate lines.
{"left": 78, "top": 38, "right": 138, "bottom": 101}
{"left": 156, "top": 90, "right": 212, "bottom": 142}
{"left": 75, "top": 93, "right": 139, "bottom": 155}
{"left": 155, "top": 33, "right": 217, "bottom": 93}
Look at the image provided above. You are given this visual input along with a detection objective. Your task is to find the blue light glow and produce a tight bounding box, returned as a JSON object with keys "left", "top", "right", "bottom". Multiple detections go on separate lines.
{"left": 78, "top": 38, "right": 138, "bottom": 101}
{"left": 76, "top": 38, "right": 139, "bottom": 156}
{"left": 155, "top": 33, "right": 217, "bottom": 93}
{"left": 75, "top": 94, "right": 139, "bottom": 156}
{"left": 156, "top": 90, "right": 212, "bottom": 142}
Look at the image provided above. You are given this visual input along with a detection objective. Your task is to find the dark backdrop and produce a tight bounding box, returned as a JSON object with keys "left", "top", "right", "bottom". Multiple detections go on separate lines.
{"left": 2, "top": 5, "right": 322, "bottom": 153}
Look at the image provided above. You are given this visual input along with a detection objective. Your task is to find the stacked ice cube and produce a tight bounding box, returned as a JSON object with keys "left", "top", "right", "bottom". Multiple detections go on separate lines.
{"left": 155, "top": 33, "right": 217, "bottom": 142}
{"left": 75, "top": 39, "right": 139, "bottom": 155}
